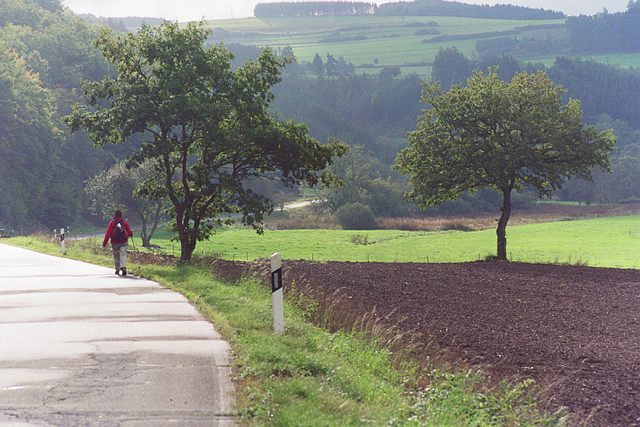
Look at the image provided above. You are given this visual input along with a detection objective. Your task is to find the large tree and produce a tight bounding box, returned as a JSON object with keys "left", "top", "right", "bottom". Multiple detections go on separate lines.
{"left": 67, "top": 22, "right": 345, "bottom": 260}
{"left": 396, "top": 70, "right": 615, "bottom": 260}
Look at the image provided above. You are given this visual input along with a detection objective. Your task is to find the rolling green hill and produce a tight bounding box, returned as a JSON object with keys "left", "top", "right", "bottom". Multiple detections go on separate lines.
{"left": 207, "top": 16, "right": 565, "bottom": 77}
{"left": 205, "top": 15, "right": 639, "bottom": 77}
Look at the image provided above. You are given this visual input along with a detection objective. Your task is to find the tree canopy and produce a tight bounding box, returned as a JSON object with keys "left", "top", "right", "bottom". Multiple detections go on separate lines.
{"left": 67, "top": 22, "right": 345, "bottom": 260}
{"left": 396, "top": 70, "right": 615, "bottom": 259}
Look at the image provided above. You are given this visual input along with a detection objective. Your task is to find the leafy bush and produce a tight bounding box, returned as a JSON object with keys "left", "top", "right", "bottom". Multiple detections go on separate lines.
{"left": 336, "top": 203, "right": 377, "bottom": 230}
{"left": 319, "top": 34, "right": 368, "bottom": 43}
{"left": 511, "top": 191, "right": 536, "bottom": 209}
{"left": 414, "top": 28, "right": 440, "bottom": 36}
{"left": 350, "top": 234, "right": 370, "bottom": 245}
{"left": 367, "top": 178, "right": 411, "bottom": 217}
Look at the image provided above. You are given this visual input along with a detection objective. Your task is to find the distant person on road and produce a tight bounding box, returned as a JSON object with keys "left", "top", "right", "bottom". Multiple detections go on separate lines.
{"left": 102, "top": 210, "right": 133, "bottom": 276}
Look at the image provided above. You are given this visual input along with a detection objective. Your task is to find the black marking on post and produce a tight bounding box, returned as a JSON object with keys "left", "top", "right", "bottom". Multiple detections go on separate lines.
{"left": 271, "top": 268, "right": 283, "bottom": 293}
{"left": 60, "top": 233, "right": 65, "bottom": 242}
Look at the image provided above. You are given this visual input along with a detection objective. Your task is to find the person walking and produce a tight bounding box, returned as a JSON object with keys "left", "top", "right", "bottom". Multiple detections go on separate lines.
{"left": 102, "top": 210, "right": 133, "bottom": 276}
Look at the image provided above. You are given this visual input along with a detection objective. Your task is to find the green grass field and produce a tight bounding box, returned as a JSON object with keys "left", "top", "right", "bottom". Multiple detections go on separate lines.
{"left": 207, "top": 15, "right": 565, "bottom": 77}
{"left": 528, "top": 52, "right": 640, "bottom": 69}
{"left": 145, "top": 215, "right": 640, "bottom": 269}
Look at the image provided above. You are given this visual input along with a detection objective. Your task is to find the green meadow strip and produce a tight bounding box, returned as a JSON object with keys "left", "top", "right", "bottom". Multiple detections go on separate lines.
{"left": 147, "top": 215, "right": 640, "bottom": 269}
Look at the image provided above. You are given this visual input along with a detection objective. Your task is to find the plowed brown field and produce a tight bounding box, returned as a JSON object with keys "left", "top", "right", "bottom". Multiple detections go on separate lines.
{"left": 211, "top": 259, "right": 640, "bottom": 426}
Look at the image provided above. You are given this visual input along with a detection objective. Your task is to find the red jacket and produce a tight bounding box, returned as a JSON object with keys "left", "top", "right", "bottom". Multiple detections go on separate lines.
{"left": 103, "top": 217, "right": 133, "bottom": 247}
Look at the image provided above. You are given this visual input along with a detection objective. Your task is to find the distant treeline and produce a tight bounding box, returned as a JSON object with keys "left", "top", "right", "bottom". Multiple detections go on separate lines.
{"left": 254, "top": 2, "right": 377, "bottom": 17}
{"left": 549, "top": 57, "right": 640, "bottom": 129}
{"left": 423, "top": 29, "right": 517, "bottom": 43}
{"left": 431, "top": 46, "right": 640, "bottom": 128}
{"left": 254, "top": 0, "right": 564, "bottom": 20}
{"left": 78, "top": 14, "right": 128, "bottom": 32}
{"left": 376, "top": 0, "right": 564, "bottom": 20}
{"left": 78, "top": 14, "right": 166, "bottom": 32}
{"left": 566, "top": 2, "right": 640, "bottom": 54}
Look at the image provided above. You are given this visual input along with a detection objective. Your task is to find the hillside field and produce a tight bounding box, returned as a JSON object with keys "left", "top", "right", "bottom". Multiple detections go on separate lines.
{"left": 206, "top": 15, "right": 565, "bottom": 77}
{"left": 527, "top": 52, "right": 640, "bottom": 68}
{"left": 204, "top": 15, "right": 639, "bottom": 77}
{"left": 144, "top": 215, "right": 640, "bottom": 268}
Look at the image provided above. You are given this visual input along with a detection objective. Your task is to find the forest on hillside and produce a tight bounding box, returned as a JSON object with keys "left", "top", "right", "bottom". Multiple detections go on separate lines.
{"left": 377, "top": 0, "right": 564, "bottom": 19}
{"left": 0, "top": 0, "right": 638, "bottom": 232}
{"left": 566, "top": 2, "right": 640, "bottom": 54}
{"left": 476, "top": 2, "right": 640, "bottom": 58}
{"left": 0, "top": 0, "right": 118, "bottom": 231}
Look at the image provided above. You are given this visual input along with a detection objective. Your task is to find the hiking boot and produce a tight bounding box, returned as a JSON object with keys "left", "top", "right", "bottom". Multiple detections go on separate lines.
{"left": 115, "top": 269, "right": 120, "bottom": 275}
{"left": 121, "top": 267, "right": 127, "bottom": 277}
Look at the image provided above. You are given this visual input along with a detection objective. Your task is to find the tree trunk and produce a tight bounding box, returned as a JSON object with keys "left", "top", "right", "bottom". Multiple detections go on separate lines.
{"left": 178, "top": 220, "right": 198, "bottom": 261}
{"left": 174, "top": 208, "right": 192, "bottom": 261}
{"left": 496, "top": 187, "right": 512, "bottom": 261}
{"left": 147, "top": 202, "right": 163, "bottom": 245}
{"left": 141, "top": 221, "right": 149, "bottom": 247}
{"left": 179, "top": 233, "right": 193, "bottom": 261}
{"left": 142, "top": 202, "right": 163, "bottom": 247}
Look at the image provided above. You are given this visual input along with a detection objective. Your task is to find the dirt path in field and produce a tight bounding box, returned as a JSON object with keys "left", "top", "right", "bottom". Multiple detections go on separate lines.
{"left": 209, "top": 259, "right": 640, "bottom": 426}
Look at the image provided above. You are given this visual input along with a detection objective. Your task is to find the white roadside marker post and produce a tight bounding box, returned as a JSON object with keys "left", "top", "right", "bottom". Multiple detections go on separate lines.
{"left": 60, "top": 227, "right": 65, "bottom": 253}
{"left": 271, "top": 253, "right": 284, "bottom": 334}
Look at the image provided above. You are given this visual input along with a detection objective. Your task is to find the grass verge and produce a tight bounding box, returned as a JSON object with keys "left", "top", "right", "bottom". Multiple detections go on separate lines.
{"left": 4, "top": 236, "right": 566, "bottom": 426}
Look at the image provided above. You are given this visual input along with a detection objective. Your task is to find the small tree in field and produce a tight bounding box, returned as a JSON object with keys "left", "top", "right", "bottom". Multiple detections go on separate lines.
{"left": 67, "top": 22, "right": 345, "bottom": 260}
{"left": 396, "top": 70, "right": 615, "bottom": 260}
{"left": 85, "top": 160, "right": 167, "bottom": 247}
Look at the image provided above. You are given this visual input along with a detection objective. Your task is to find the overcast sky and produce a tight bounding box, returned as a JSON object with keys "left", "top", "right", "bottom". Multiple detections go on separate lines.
{"left": 61, "top": 0, "right": 629, "bottom": 21}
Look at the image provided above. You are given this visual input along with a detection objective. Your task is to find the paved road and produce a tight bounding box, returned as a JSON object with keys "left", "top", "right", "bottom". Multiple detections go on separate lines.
{"left": 0, "top": 244, "right": 235, "bottom": 426}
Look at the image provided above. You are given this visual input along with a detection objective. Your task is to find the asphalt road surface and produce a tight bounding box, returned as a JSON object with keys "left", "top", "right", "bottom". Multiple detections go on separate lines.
{"left": 0, "top": 244, "right": 235, "bottom": 426}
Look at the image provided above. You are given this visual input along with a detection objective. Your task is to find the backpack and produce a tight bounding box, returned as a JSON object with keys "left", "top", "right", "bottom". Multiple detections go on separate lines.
{"left": 113, "top": 219, "right": 126, "bottom": 241}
